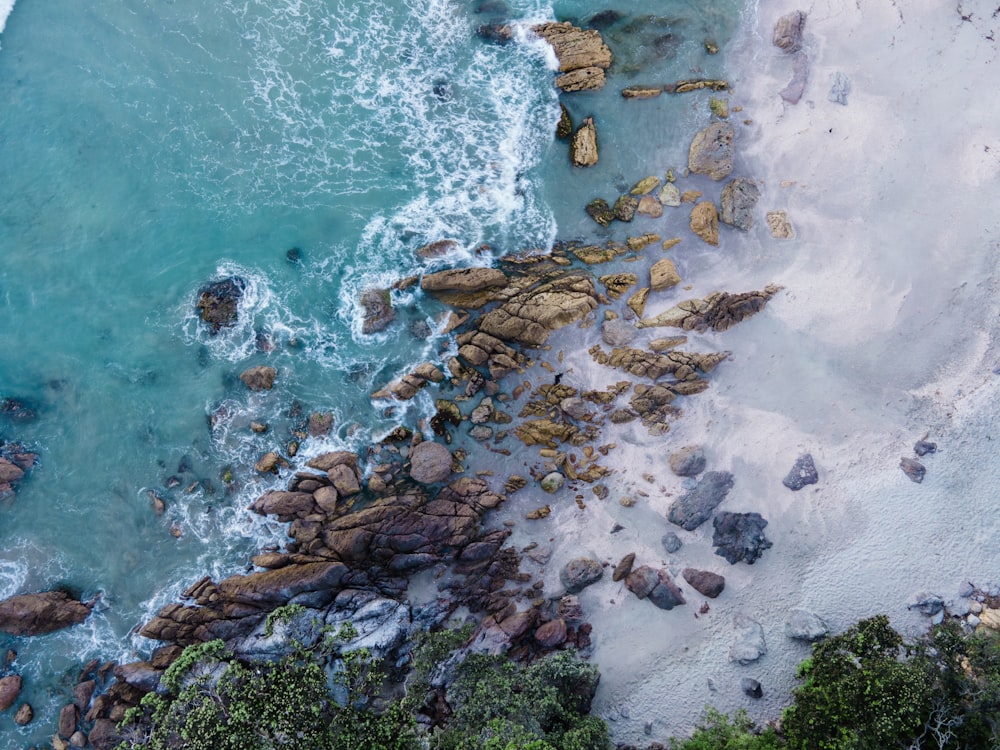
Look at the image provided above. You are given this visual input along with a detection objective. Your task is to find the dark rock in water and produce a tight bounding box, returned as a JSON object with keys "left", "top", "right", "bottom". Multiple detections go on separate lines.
{"left": 560, "top": 558, "right": 604, "bottom": 594}
{"left": 741, "top": 677, "right": 763, "bottom": 699}
{"left": 668, "top": 471, "right": 734, "bottom": 530}
{"left": 360, "top": 288, "right": 395, "bottom": 335}
{"left": 0, "top": 398, "right": 37, "bottom": 422}
{"left": 625, "top": 566, "right": 685, "bottom": 610}
{"left": 661, "top": 531, "right": 683, "bottom": 553}
{"left": 668, "top": 445, "right": 706, "bottom": 477}
{"left": 0, "top": 674, "right": 21, "bottom": 712}
{"left": 780, "top": 52, "right": 809, "bottom": 104}
{"left": 613, "top": 194, "right": 639, "bottom": 222}
{"left": 13, "top": 702, "right": 31, "bottom": 725}
{"left": 587, "top": 9, "right": 623, "bottom": 28}
{"left": 688, "top": 122, "right": 735, "bottom": 181}
{"left": 432, "top": 79, "right": 452, "bottom": 101}
{"left": 783, "top": 453, "right": 818, "bottom": 490}
{"left": 720, "top": 177, "right": 760, "bottom": 231}
{"left": 476, "top": 22, "right": 514, "bottom": 44}
{"left": 713, "top": 512, "right": 772, "bottom": 564}
{"left": 58, "top": 703, "right": 77, "bottom": 739}
{"left": 240, "top": 365, "right": 277, "bottom": 392}
{"left": 682, "top": 568, "right": 725, "bottom": 598}
{"left": 914, "top": 439, "right": 937, "bottom": 456}
{"left": 773, "top": 10, "right": 806, "bottom": 52}
{"left": 197, "top": 277, "right": 246, "bottom": 333}
{"left": 556, "top": 103, "right": 573, "bottom": 139}
{"left": 900, "top": 457, "right": 926, "bottom": 483}
{"left": 586, "top": 198, "right": 614, "bottom": 227}
{"left": 285, "top": 246, "right": 302, "bottom": 264}
{"left": 0, "top": 591, "right": 92, "bottom": 636}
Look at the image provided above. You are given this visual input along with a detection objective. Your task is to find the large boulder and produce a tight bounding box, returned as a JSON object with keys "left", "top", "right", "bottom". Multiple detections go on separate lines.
{"left": 713, "top": 512, "right": 773, "bottom": 564}
{"left": 240, "top": 366, "right": 277, "bottom": 392}
{"left": 667, "top": 471, "right": 734, "bottom": 530}
{"left": 625, "top": 566, "right": 686, "bottom": 610}
{"left": 0, "top": 591, "right": 91, "bottom": 636}
{"left": 477, "top": 274, "right": 599, "bottom": 347}
{"left": 360, "top": 288, "right": 395, "bottom": 334}
{"left": 688, "top": 122, "right": 735, "bottom": 180}
{"left": 532, "top": 22, "right": 612, "bottom": 92}
{"left": 570, "top": 117, "right": 598, "bottom": 167}
{"left": 668, "top": 445, "right": 706, "bottom": 477}
{"left": 719, "top": 177, "right": 760, "bottom": 231}
{"left": 773, "top": 10, "right": 806, "bottom": 52}
{"left": 196, "top": 277, "right": 246, "bottom": 333}
{"left": 640, "top": 285, "right": 781, "bottom": 332}
{"left": 409, "top": 441, "right": 453, "bottom": 484}
{"left": 0, "top": 674, "right": 21, "bottom": 712}
{"left": 560, "top": 558, "right": 604, "bottom": 594}
{"left": 730, "top": 615, "right": 767, "bottom": 664}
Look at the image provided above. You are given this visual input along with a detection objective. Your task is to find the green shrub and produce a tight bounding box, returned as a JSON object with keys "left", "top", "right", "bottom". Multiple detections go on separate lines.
{"left": 670, "top": 708, "right": 781, "bottom": 749}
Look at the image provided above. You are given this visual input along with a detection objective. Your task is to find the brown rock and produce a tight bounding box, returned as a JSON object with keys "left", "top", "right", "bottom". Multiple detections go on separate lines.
{"left": 532, "top": 22, "right": 612, "bottom": 90}
{"left": 409, "top": 441, "right": 453, "bottom": 484}
{"left": 58, "top": 703, "right": 78, "bottom": 738}
{"left": 612, "top": 553, "right": 636, "bottom": 582}
{"left": 627, "top": 287, "right": 650, "bottom": 318}
{"left": 416, "top": 239, "right": 460, "bottom": 259}
{"left": 360, "top": 288, "right": 395, "bottom": 334}
{"left": 534, "top": 618, "right": 568, "bottom": 647}
{"left": 570, "top": 117, "right": 598, "bottom": 167}
{"left": 0, "top": 675, "right": 21, "bottom": 711}
{"left": 0, "top": 591, "right": 91, "bottom": 636}
{"left": 307, "top": 412, "right": 333, "bottom": 437}
{"left": 650, "top": 258, "right": 681, "bottom": 290}
{"left": 0, "top": 458, "right": 24, "bottom": 483}
{"left": 622, "top": 86, "right": 662, "bottom": 99}
{"left": 13, "top": 703, "right": 32, "bottom": 725}
{"left": 766, "top": 210, "right": 795, "bottom": 239}
{"left": 773, "top": 10, "right": 806, "bottom": 52}
{"left": 254, "top": 452, "right": 281, "bottom": 474}
{"left": 637, "top": 195, "right": 663, "bottom": 218}
{"left": 688, "top": 122, "right": 735, "bottom": 180}
{"left": 690, "top": 201, "right": 719, "bottom": 245}
{"left": 682, "top": 568, "right": 726, "bottom": 598}
{"left": 240, "top": 365, "right": 277, "bottom": 391}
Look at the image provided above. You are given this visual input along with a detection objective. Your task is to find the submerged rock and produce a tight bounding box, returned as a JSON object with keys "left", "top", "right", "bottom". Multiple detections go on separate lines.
{"left": 668, "top": 471, "right": 734, "bottom": 530}
{"left": 719, "top": 177, "right": 760, "bottom": 231}
{"left": 688, "top": 122, "right": 735, "bottom": 181}
{"left": 782, "top": 453, "right": 818, "bottom": 490}
{"left": 780, "top": 52, "right": 809, "bottom": 104}
{"left": 640, "top": 285, "right": 781, "bottom": 332}
{"left": 196, "top": 277, "right": 246, "bottom": 333}
{"left": 713, "top": 512, "right": 772, "bottom": 564}
{"left": 240, "top": 365, "right": 277, "bottom": 392}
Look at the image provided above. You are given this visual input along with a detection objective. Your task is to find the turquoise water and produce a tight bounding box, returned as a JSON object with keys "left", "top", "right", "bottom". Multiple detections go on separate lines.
{"left": 0, "top": 0, "right": 744, "bottom": 742}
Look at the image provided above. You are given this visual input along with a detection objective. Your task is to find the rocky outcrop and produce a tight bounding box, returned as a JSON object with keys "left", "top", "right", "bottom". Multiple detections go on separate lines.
{"left": 409, "top": 441, "right": 453, "bottom": 484}
{"left": 0, "top": 675, "right": 21, "bottom": 712}
{"left": 599, "top": 274, "right": 638, "bottom": 301}
{"left": 773, "top": 10, "right": 806, "bottom": 52}
{"left": 0, "top": 591, "right": 92, "bottom": 636}
{"left": 372, "top": 363, "right": 445, "bottom": 401}
{"left": 477, "top": 274, "right": 599, "bottom": 348}
{"left": 640, "top": 285, "right": 781, "bottom": 332}
{"left": 720, "top": 177, "right": 760, "bottom": 231}
{"left": 531, "top": 22, "right": 612, "bottom": 92}
{"left": 625, "top": 566, "right": 686, "bottom": 610}
{"left": 713, "top": 512, "right": 772, "bottom": 564}
{"left": 570, "top": 117, "right": 598, "bottom": 167}
{"left": 783, "top": 453, "right": 818, "bottom": 490}
{"left": 360, "top": 288, "right": 395, "bottom": 334}
{"left": 688, "top": 122, "right": 735, "bottom": 180}
{"left": 196, "top": 277, "right": 246, "bottom": 332}
{"left": 690, "top": 201, "right": 719, "bottom": 245}
{"left": 589, "top": 345, "right": 726, "bottom": 383}
{"left": 667, "top": 471, "right": 735, "bottom": 530}
{"left": 240, "top": 365, "right": 277, "bottom": 392}
{"left": 420, "top": 267, "right": 509, "bottom": 308}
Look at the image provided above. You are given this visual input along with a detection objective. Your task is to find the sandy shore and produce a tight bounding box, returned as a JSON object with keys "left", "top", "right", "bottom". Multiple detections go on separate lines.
{"left": 516, "top": 1, "right": 1000, "bottom": 743}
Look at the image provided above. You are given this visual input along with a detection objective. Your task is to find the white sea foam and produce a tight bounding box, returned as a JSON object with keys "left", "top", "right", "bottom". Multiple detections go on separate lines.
{"left": 0, "top": 0, "right": 14, "bottom": 35}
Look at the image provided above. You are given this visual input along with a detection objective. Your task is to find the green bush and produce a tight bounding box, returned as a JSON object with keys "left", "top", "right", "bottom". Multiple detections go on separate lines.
{"left": 670, "top": 708, "right": 781, "bottom": 750}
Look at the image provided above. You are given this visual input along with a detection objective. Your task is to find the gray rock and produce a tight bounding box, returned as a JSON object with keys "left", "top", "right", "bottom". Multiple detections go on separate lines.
{"left": 468, "top": 425, "right": 494, "bottom": 442}
{"left": 719, "top": 177, "right": 760, "bottom": 231}
{"left": 785, "top": 608, "right": 829, "bottom": 641}
{"left": 900, "top": 457, "right": 926, "bottom": 483}
{"left": 828, "top": 71, "right": 850, "bottom": 104}
{"left": 909, "top": 592, "right": 945, "bottom": 616}
{"left": 560, "top": 397, "right": 595, "bottom": 421}
{"left": 947, "top": 598, "right": 971, "bottom": 618}
{"left": 408, "top": 441, "right": 453, "bottom": 484}
{"left": 968, "top": 614, "right": 981, "bottom": 627}
{"left": 667, "top": 471, "right": 734, "bottom": 530}
{"left": 688, "top": 122, "right": 735, "bottom": 181}
{"left": 773, "top": 10, "right": 806, "bottom": 52}
{"left": 958, "top": 581, "right": 976, "bottom": 598}
{"left": 540, "top": 472, "right": 565, "bottom": 493}
{"left": 560, "top": 558, "right": 604, "bottom": 594}
{"left": 914, "top": 439, "right": 937, "bottom": 456}
{"left": 730, "top": 615, "right": 767, "bottom": 664}
{"left": 713, "top": 512, "right": 772, "bottom": 564}
{"left": 668, "top": 445, "right": 706, "bottom": 477}
{"left": 602, "top": 319, "right": 638, "bottom": 347}
{"left": 783, "top": 453, "right": 818, "bottom": 490}
{"left": 661, "top": 531, "right": 683, "bottom": 553}
{"left": 741, "top": 677, "right": 763, "bottom": 699}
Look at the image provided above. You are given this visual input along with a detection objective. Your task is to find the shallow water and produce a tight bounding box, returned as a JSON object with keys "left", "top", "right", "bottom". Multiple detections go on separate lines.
{"left": 0, "top": 0, "right": 749, "bottom": 743}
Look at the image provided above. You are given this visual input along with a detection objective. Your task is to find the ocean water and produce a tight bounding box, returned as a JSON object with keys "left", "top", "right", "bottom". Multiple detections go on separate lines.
{"left": 0, "top": 0, "right": 748, "bottom": 743}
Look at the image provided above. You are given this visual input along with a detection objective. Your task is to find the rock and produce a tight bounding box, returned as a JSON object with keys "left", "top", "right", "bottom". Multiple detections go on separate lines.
{"left": 631, "top": 176, "right": 661, "bottom": 195}
{"left": 540, "top": 472, "right": 565, "bottom": 493}
{"left": 658, "top": 183, "right": 681, "bottom": 207}
{"left": 626, "top": 233, "right": 660, "bottom": 251}
{"left": 661, "top": 531, "right": 683, "bottom": 553}
{"left": 690, "top": 201, "right": 719, "bottom": 245}
{"left": 556, "top": 104, "right": 573, "bottom": 139}
{"left": 196, "top": 277, "right": 246, "bottom": 332}
{"left": 766, "top": 210, "right": 795, "bottom": 239}
{"left": 372, "top": 362, "right": 446, "bottom": 401}
{"left": 639, "top": 285, "right": 781, "bottom": 332}
{"left": 13, "top": 702, "right": 31, "bottom": 725}
{"left": 613, "top": 553, "right": 636, "bottom": 582}
{"left": 602, "top": 319, "right": 638, "bottom": 347}
{"left": 476, "top": 273, "right": 599, "bottom": 347}
{"left": 669, "top": 445, "right": 706, "bottom": 477}
{"left": 612, "top": 194, "right": 638, "bottom": 222}
{"left": 682, "top": 568, "right": 725, "bottom": 598}
{"left": 688, "top": 122, "right": 735, "bottom": 181}
{"left": 625, "top": 566, "right": 685, "bottom": 610}
{"left": 909, "top": 592, "right": 945, "bottom": 617}
{"left": 828, "top": 71, "right": 850, "bottom": 105}
{"left": 637, "top": 195, "right": 663, "bottom": 218}
{"left": 415, "top": 239, "right": 461, "bottom": 259}
{"left": 627, "top": 288, "right": 649, "bottom": 318}
{"left": 713, "top": 512, "right": 772, "bottom": 564}
{"left": 719, "top": 177, "right": 760, "bottom": 231}
{"left": 570, "top": 117, "right": 599, "bottom": 167}
{"left": 668, "top": 471, "right": 734, "bottom": 530}
{"left": 0, "top": 458, "right": 24, "bottom": 483}
{"left": 773, "top": 10, "right": 806, "bottom": 53}
{"left": 600, "top": 272, "right": 638, "bottom": 300}
{"left": 730, "top": 615, "right": 767, "bottom": 664}
{"left": 914, "top": 439, "right": 937, "bottom": 456}
{"left": 741, "top": 677, "right": 763, "bottom": 699}
{"left": 0, "top": 674, "right": 21, "bottom": 712}
{"left": 359, "top": 288, "right": 395, "bottom": 334}
{"left": 558, "top": 595, "right": 584, "bottom": 623}
{"left": 420, "top": 267, "right": 508, "bottom": 308}
{"left": 622, "top": 86, "right": 662, "bottom": 99}
{"left": 560, "top": 397, "right": 596, "bottom": 421}
{"left": 782, "top": 453, "right": 818, "bottom": 490}
{"left": 900, "top": 457, "right": 926, "bottom": 483}
{"left": 409, "top": 441, "right": 453, "bottom": 484}
{"left": 585, "top": 198, "right": 614, "bottom": 227}
{"left": 780, "top": 52, "right": 809, "bottom": 104}
{"left": 785, "top": 608, "right": 829, "bottom": 641}
{"left": 532, "top": 22, "right": 612, "bottom": 92}
{"left": 254, "top": 452, "right": 281, "bottom": 474}
{"left": 58, "top": 703, "right": 78, "bottom": 738}
{"left": 70, "top": 730, "right": 87, "bottom": 748}
{"left": 534, "top": 618, "right": 567, "bottom": 648}
{"left": 649, "top": 258, "right": 681, "bottom": 291}
{"left": 560, "top": 558, "right": 604, "bottom": 594}
{"left": 0, "top": 591, "right": 91, "bottom": 636}
{"left": 240, "top": 365, "right": 277, "bottom": 392}
{"left": 88, "top": 718, "right": 122, "bottom": 750}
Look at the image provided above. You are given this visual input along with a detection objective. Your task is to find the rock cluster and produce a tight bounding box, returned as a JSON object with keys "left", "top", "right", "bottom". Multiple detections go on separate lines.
{"left": 640, "top": 285, "right": 782, "bottom": 332}
{"left": 531, "top": 22, "right": 612, "bottom": 92}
